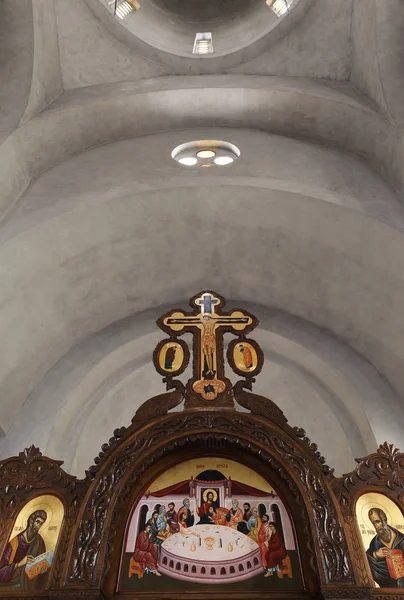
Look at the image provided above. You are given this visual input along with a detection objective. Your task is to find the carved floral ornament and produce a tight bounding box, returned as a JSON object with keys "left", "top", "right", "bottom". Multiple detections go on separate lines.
{"left": 0, "top": 293, "right": 402, "bottom": 599}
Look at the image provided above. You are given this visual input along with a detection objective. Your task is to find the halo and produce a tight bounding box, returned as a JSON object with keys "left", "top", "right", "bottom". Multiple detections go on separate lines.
{"left": 202, "top": 489, "right": 218, "bottom": 502}
{"left": 361, "top": 501, "right": 393, "bottom": 530}
{"left": 17, "top": 501, "right": 54, "bottom": 535}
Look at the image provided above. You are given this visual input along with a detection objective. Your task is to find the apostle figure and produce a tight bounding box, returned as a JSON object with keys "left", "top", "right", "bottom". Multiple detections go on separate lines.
{"left": 247, "top": 507, "right": 262, "bottom": 542}
{"left": 164, "top": 346, "right": 176, "bottom": 370}
{"left": 156, "top": 506, "right": 170, "bottom": 541}
{"left": 237, "top": 502, "right": 252, "bottom": 535}
{"left": 198, "top": 506, "right": 217, "bottom": 525}
{"left": 177, "top": 499, "right": 195, "bottom": 527}
{"left": 366, "top": 508, "right": 404, "bottom": 587}
{"left": 239, "top": 343, "right": 253, "bottom": 369}
{"left": 178, "top": 511, "right": 190, "bottom": 532}
{"left": 258, "top": 514, "right": 273, "bottom": 572}
{"left": 264, "top": 522, "right": 287, "bottom": 577}
{"left": 156, "top": 505, "right": 167, "bottom": 532}
{"left": 146, "top": 511, "right": 164, "bottom": 557}
{"left": 132, "top": 524, "right": 161, "bottom": 577}
{"left": 197, "top": 490, "right": 219, "bottom": 521}
{"left": 166, "top": 502, "right": 179, "bottom": 534}
{"left": 226, "top": 499, "right": 244, "bottom": 529}
{"left": 0, "top": 510, "right": 48, "bottom": 591}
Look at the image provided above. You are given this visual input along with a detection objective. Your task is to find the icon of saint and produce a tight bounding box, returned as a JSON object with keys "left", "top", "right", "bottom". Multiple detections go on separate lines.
{"left": 0, "top": 510, "right": 48, "bottom": 591}
{"left": 366, "top": 508, "right": 404, "bottom": 587}
{"left": 164, "top": 346, "right": 176, "bottom": 370}
{"left": 239, "top": 344, "right": 253, "bottom": 369}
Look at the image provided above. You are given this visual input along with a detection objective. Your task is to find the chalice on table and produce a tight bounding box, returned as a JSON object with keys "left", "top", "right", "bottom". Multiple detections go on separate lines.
{"left": 204, "top": 536, "right": 215, "bottom": 551}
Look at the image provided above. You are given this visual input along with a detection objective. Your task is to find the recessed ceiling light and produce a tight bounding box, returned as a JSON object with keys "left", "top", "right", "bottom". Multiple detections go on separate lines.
{"left": 172, "top": 140, "right": 240, "bottom": 168}
{"left": 196, "top": 150, "right": 216, "bottom": 159}
{"left": 214, "top": 156, "right": 234, "bottom": 166}
{"left": 178, "top": 156, "right": 198, "bottom": 166}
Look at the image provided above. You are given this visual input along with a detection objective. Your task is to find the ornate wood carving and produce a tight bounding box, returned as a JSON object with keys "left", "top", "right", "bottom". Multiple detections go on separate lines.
{"left": 65, "top": 410, "right": 353, "bottom": 591}
{"left": 333, "top": 442, "right": 404, "bottom": 509}
{"left": 0, "top": 446, "right": 82, "bottom": 500}
{"left": 1, "top": 293, "right": 402, "bottom": 600}
{"left": 0, "top": 446, "right": 88, "bottom": 594}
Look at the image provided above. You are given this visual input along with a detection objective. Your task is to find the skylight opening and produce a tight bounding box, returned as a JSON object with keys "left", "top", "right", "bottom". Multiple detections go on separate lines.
{"left": 109, "top": 0, "right": 139, "bottom": 20}
{"left": 266, "top": 0, "right": 291, "bottom": 17}
{"left": 193, "top": 33, "right": 214, "bottom": 55}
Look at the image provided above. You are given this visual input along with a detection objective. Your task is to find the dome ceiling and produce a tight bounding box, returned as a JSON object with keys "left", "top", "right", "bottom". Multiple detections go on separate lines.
{"left": 86, "top": 0, "right": 314, "bottom": 67}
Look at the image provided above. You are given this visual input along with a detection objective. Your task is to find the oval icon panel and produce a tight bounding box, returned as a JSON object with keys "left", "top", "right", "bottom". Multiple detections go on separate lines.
{"left": 158, "top": 341, "right": 185, "bottom": 373}
{"left": 233, "top": 341, "right": 258, "bottom": 373}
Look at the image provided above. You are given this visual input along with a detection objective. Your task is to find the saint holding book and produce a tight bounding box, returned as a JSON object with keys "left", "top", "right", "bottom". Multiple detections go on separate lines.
{"left": 366, "top": 508, "right": 404, "bottom": 587}
{"left": 0, "top": 510, "right": 50, "bottom": 591}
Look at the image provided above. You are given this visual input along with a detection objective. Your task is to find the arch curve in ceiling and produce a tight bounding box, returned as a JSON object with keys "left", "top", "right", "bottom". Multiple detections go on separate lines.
{"left": 1, "top": 176, "right": 404, "bottom": 458}
{"left": 1, "top": 76, "right": 404, "bottom": 223}
{"left": 0, "top": 304, "right": 396, "bottom": 478}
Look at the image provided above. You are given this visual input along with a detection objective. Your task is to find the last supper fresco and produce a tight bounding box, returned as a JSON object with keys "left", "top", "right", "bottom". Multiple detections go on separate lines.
{"left": 118, "top": 457, "right": 304, "bottom": 592}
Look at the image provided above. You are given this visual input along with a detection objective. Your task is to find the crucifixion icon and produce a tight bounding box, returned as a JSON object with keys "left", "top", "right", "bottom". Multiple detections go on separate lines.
{"left": 158, "top": 291, "right": 257, "bottom": 401}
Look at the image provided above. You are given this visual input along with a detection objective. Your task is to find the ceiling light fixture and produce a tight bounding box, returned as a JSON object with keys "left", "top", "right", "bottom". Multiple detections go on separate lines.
{"left": 172, "top": 140, "right": 240, "bottom": 168}
{"left": 193, "top": 33, "right": 213, "bottom": 55}
{"left": 196, "top": 150, "right": 216, "bottom": 159}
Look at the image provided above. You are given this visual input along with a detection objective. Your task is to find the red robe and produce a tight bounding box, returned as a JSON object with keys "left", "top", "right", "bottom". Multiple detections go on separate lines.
{"left": 197, "top": 501, "right": 218, "bottom": 517}
{"left": 258, "top": 523, "right": 271, "bottom": 567}
{"left": 242, "top": 346, "right": 253, "bottom": 369}
{"left": 266, "top": 531, "right": 287, "bottom": 568}
{"left": 226, "top": 507, "right": 243, "bottom": 529}
{"left": 133, "top": 531, "right": 158, "bottom": 575}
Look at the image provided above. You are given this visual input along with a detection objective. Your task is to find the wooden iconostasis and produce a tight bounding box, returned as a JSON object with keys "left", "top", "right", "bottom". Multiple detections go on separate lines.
{"left": 1, "top": 293, "right": 404, "bottom": 600}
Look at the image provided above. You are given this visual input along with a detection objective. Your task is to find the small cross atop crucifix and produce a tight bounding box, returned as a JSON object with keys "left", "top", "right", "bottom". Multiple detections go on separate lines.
{"left": 159, "top": 292, "right": 256, "bottom": 401}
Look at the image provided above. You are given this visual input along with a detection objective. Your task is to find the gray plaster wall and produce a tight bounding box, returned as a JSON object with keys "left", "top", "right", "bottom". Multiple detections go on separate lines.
{"left": 0, "top": 0, "right": 34, "bottom": 140}
{"left": 351, "top": 0, "right": 404, "bottom": 125}
{"left": 231, "top": 0, "right": 353, "bottom": 79}
{"left": 55, "top": 0, "right": 172, "bottom": 89}
{"left": 1, "top": 76, "right": 403, "bottom": 225}
{"left": 1, "top": 178, "right": 404, "bottom": 445}
{"left": 21, "top": 0, "right": 63, "bottom": 122}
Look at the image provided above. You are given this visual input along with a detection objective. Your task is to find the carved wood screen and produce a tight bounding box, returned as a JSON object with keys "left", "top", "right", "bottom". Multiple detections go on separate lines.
{"left": 0, "top": 292, "right": 403, "bottom": 600}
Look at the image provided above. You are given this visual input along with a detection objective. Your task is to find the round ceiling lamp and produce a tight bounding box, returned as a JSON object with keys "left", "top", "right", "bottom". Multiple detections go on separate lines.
{"left": 196, "top": 149, "right": 216, "bottom": 159}
{"left": 172, "top": 140, "right": 240, "bottom": 168}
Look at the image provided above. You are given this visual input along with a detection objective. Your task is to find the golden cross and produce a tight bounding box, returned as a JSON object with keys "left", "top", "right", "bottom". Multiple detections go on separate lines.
{"left": 161, "top": 292, "right": 254, "bottom": 401}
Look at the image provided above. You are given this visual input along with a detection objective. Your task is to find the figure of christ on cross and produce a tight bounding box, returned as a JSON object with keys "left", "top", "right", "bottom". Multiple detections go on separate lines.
{"left": 162, "top": 292, "right": 254, "bottom": 400}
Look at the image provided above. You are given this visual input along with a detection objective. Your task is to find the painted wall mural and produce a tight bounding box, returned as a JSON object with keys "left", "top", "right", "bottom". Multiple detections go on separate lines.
{"left": 356, "top": 492, "right": 404, "bottom": 588}
{"left": 118, "top": 457, "right": 303, "bottom": 592}
{"left": 0, "top": 495, "right": 64, "bottom": 592}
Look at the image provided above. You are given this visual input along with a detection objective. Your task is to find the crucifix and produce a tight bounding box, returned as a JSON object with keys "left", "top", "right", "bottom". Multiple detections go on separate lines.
{"left": 159, "top": 291, "right": 256, "bottom": 401}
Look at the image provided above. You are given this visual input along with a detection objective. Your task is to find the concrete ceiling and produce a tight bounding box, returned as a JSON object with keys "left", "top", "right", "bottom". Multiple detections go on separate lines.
{"left": 0, "top": 0, "right": 404, "bottom": 477}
